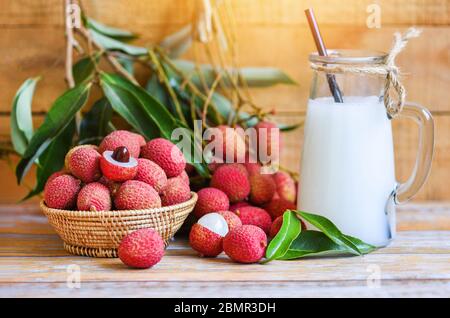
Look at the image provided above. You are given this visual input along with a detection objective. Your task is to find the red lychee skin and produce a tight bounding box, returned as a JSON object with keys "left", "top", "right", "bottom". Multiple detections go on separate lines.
{"left": 114, "top": 180, "right": 161, "bottom": 210}
{"left": 193, "top": 187, "right": 230, "bottom": 218}
{"left": 99, "top": 130, "right": 142, "bottom": 158}
{"left": 263, "top": 198, "right": 296, "bottom": 219}
{"left": 118, "top": 228, "right": 165, "bottom": 269}
{"left": 160, "top": 177, "right": 191, "bottom": 206}
{"left": 234, "top": 206, "right": 272, "bottom": 234}
{"left": 132, "top": 133, "right": 146, "bottom": 147}
{"left": 44, "top": 170, "right": 66, "bottom": 192}
{"left": 65, "top": 145, "right": 101, "bottom": 183}
{"left": 175, "top": 170, "right": 190, "bottom": 185}
{"left": 255, "top": 121, "right": 281, "bottom": 160}
{"left": 77, "top": 182, "right": 112, "bottom": 211}
{"left": 99, "top": 176, "right": 122, "bottom": 198}
{"left": 210, "top": 125, "right": 246, "bottom": 161}
{"left": 249, "top": 174, "right": 276, "bottom": 205}
{"left": 272, "top": 171, "right": 296, "bottom": 203}
{"left": 207, "top": 162, "right": 222, "bottom": 173}
{"left": 100, "top": 153, "right": 138, "bottom": 182}
{"left": 244, "top": 162, "right": 262, "bottom": 176}
{"left": 223, "top": 225, "right": 267, "bottom": 263}
{"left": 134, "top": 158, "right": 167, "bottom": 193}
{"left": 210, "top": 164, "right": 250, "bottom": 203}
{"left": 44, "top": 174, "right": 81, "bottom": 209}
{"left": 217, "top": 211, "right": 242, "bottom": 231}
{"left": 229, "top": 201, "right": 250, "bottom": 212}
{"left": 141, "top": 138, "right": 186, "bottom": 178}
{"left": 189, "top": 223, "right": 223, "bottom": 257}
{"left": 269, "top": 215, "right": 307, "bottom": 238}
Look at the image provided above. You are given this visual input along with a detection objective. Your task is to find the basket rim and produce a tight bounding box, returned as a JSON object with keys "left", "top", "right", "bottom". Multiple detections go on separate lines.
{"left": 40, "top": 191, "right": 197, "bottom": 217}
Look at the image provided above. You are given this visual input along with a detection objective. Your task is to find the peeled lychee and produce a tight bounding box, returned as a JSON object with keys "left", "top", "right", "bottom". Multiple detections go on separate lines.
{"left": 189, "top": 213, "right": 229, "bottom": 257}
{"left": 115, "top": 180, "right": 161, "bottom": 210}
{"left": 273, "top": 171, "right": 296, "bottom": 203}
{"left": 263, "top": 198, "right": 296, "bottom": 219}
{"left": 118, "top": 228, "right": 165, "bottom": 269}
{"left": 100, "top": 147, "right": 138, "bottom": 182}
{"left": 223, "top": 225, "right": 267, "bottom": 263}
{"left": 99, "top": 130, "right": 142, "bottom": 158}
{"left": 141, "top": 138, "right": 186, "bottom": 178}
{"left": 134, "top": 158, "right": 167, "bottom": 193}
{"left": 255, "top": 121, "right": 281, "bottom": 160}
{"left": 229, "top": 201, "right": 250, "bottom": 212}
{"left": 77, "top": 182, "right": 112, "bottom": 211}
{"left": 234, "top": 206, "right": 272, "bottom": 234}
{"left": 217, "top": 211, "right": 242, "bottom": 231}
{"left": 270, "top": 215, "right": 307, "bottom": 238}
{"left": 44, "top": 174, "right": 81, "bottom": 209}
{"left": 193, "top": 187, "right": 230, "bottom": 218}
{"left": 210, "top": 164, "right": 250, "bottom": 203}
{"left": 160, "top": 177, "right": 191, "bottom": 206}
{"left": 65, "top": 145, "right": 101, "bottom": 183}
{"left": 249, "top": 173, "right": 276, "bottom": 205}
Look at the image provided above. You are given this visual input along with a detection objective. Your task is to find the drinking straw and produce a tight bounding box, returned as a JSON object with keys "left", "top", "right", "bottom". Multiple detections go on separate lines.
{"left": 305, "top": 8, "right": 344, "bottom": 103}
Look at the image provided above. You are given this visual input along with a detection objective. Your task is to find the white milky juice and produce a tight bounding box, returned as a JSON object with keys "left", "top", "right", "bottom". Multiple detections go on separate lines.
{"left": 298, "top": 96, "right": 396, "bottom": 246}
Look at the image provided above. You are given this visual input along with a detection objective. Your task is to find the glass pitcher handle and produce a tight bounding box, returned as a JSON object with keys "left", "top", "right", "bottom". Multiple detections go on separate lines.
{"left": 394, "top": 102, "right": 435, "bottom": 204}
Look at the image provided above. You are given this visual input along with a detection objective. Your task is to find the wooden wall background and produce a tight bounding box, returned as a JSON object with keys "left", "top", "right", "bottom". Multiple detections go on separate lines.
{"left": 0, "top": 0, "right": 448, "bottom": 202}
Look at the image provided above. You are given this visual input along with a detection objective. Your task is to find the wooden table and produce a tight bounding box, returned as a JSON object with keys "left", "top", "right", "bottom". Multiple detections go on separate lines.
{"left": 1, "top": 202, "right": 449, "bottom": 298}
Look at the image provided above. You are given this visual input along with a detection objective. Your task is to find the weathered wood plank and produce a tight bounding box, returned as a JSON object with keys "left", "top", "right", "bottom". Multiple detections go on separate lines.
{"left": 2, "top": 280, "right": 449, "bottom": 298}
{"left": 0, "top": 26, "right": 448, "bottom": 113}
{"left": 1, "top": 0, "right": 448, "bottom": 26}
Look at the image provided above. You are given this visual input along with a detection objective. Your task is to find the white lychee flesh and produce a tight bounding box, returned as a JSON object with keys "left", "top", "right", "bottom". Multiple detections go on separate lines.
{"left": 102, "top": 150, "right": 138, "bottom": 167}
{"left": 197, "top": 213, "right": 229, "bottom": 237}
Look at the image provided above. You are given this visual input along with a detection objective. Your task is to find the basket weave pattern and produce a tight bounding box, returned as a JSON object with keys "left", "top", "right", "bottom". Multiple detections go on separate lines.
{"left": 40, "top": 192, "right": 197, "bottom": 258}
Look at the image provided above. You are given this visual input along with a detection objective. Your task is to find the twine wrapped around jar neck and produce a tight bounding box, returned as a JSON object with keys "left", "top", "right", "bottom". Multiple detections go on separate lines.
{"left": 310, "top": 28, "right": 422, "bottom": 118}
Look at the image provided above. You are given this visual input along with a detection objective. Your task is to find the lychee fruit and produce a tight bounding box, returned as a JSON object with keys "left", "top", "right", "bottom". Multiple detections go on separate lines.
{"left": 269, "top": 215, "right": 307, "bottom": 238}
{"left": 272, "top": 171, "right": 296, "bottom": 203}
{"left": 118, "top": 228, "right": 165, "bottom": 269}
{"left": 44, "top": 174, "right": 81, "bottom": 209}
{"left": 207, "top": 162, "right": 222, "bottom": 173}
{"left": 160, "top": 177, "right": 191, "bottom": 206}
{"left": 210, "top": 164, "right": 250, "bottom": 203}
{"left": 217, "top": 211, "right": 242, "bottom": 231}
{"left": 132, "top": 133, "right": 146, "bottom": 147}
{"left": 244, "top": 162, "right": 262, "bottom": 176}
{"left": 234, "top": 206, "right": 272, "bottom": 234}
{"left": 134, "top": 158, "right": 167, "bottom": 193}
{"left": 189, "top": 213, "right": 229, "bottom": 257}
{"left": 100, "top": 146, "right": 138, "bottom": 182}
{"left": 175, "top": 170, "right": 190, "bottom": 185}
{"left": 249, "top": 173, "right": 276, "bottom": 205}
{"left": 65, "top": 145, "right": 101, "bottom": 183}
{"left": 141, "top": 138, "right": 186, "bottom": 178}
{"left": 77, "top": 182, "right": 112, "bottom": 211}
{"left": 44, "top": 170, "right": 66, "bottom": 192}
{"left": 229, "top": 201, "right": 250, "bottom": 212}
{"left": 98, "top": 176, "right": 122, "bottom": 198}
{"left": 193, "top": 187, "right": 230, "bottom": 218}
{"left": 223, "top": 225, "right": 267, "bottom": 263}
{"left": 255, "top": 121, "right": 281, "bottom": 160}
{"left": 114, "top": 180, "right": 161, "bottom": 210}
{"left": 210, "top": 125, "right": 246, "bottom": 161}
{"left": 263, "top": 198, "right": 296, "bottom": 219}
{"left": 99, "top": 130, "right": 142, "bottom": 158}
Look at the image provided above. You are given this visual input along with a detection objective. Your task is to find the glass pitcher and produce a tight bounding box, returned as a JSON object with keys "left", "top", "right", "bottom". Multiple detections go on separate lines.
{"left": 298, "top": 50, "right": 434, "bottom": 247}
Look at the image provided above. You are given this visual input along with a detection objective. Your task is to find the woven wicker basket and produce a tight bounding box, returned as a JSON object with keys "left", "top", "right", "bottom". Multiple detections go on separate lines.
{"left": 40, "top": 192, "right": 197, "bottom": 258}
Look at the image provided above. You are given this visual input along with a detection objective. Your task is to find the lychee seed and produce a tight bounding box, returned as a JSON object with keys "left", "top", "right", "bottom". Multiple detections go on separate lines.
{"left": 112, "top": 146, "right": 130, "bottom": 163}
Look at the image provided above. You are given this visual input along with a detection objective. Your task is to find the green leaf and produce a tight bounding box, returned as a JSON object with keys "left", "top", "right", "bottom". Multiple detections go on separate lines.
{"left": 278, "top": 122, "right": 303, "bottom": 132}
{"left": 90, "top": 29, "right": 147, "bottom": 56}
{"left": 73, "top": 54, "right": 100, "bottom": 84}
{"left": 295, "top": 211, "right": 362, "bottom": 255}
{"left": 160, "top": 25, "right": 192, "bottom": 58}
{"left": 101, "top": 73, "right": 210, "bottom": 177}
{"left": 280, "top": 231, "right": 376, "bottom": 260}
{"left": 21, "top": 120, "right": 76, "bottom": 200}
{"left": 145, "top": 75, "right": 169, "bottom": 106}
{"left": 10, "top": 77, "right": 39, "bottom": 155}
{"left": 264, "top": 211, "right": 302, "bottom": 263}
{"left": 173, "top": 60, "right": 297, "bottom": 87}
{"left": 79, "top": 98, "right": 113, "bottom": 145}
{"left": 16, "top": 83, "right": 91, "bottom": 184}
{"left": 86, "top": 18, "right": 136, "bottom": 40}
{"left": 117, "top": 56, "right": 134, "bottom": 75}
{"left": 211, "top": 92, "right": 258, "bottom": 126}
